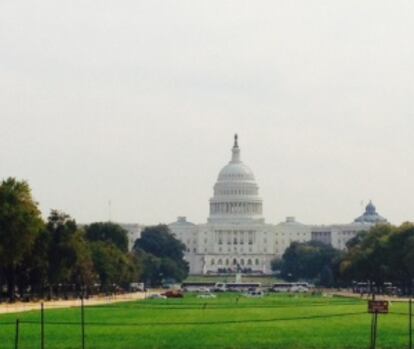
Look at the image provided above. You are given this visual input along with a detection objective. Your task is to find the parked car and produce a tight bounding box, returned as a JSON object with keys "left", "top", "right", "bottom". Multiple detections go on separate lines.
{"left": 197, "top": 292, "right": 217, "bottom": 299}
{"left": 244, "top": 289, "right": 264, "bottom": 297}
{"left": 148, "top": 293, "right": 167, "bottom": 299}
{"left": 290, "top": 285, "right": 309, "bottom": 293}
{"left": 130, "top": 282, "right": 145, "bottom": 292}
{"left": 161, "top": 290, "right": 184, "bottom": 298}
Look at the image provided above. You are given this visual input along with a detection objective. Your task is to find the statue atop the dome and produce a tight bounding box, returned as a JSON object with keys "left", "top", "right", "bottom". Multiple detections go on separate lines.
{"left": 234, "top": 133, "right": 239, "bottom": 148}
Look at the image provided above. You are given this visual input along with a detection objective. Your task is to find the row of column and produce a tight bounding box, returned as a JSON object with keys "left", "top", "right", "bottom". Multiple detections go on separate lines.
{"left": 215, "top": 230, "right": 255, "bottom": 245}
{"left": 210, "top": 202, "right": 262, "bottom": 215}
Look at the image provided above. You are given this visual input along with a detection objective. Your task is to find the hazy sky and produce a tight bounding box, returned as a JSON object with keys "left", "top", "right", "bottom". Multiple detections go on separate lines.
{"left": 1, "top": 1, "right": 414, "bottom": 226}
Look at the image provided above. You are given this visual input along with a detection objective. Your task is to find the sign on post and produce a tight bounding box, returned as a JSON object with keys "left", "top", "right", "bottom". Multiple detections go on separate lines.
{"left": 368, "top": 300, "right": 389, "bottom": 314}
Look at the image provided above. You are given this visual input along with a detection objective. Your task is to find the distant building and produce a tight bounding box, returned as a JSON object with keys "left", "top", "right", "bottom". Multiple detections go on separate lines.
{"left": 168, "top": 135, "right": 389, "bottom": 275}
{"left": 311, "top": 202, "right": 387, "bottom": 250}
{"left": 119, "top": 223, "right": 144, "bottom": 250}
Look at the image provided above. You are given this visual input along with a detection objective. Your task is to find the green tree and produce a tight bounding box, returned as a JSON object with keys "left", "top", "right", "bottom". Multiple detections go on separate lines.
{"left": 340, "top": 224, "right": 393, "bottom": 290}
{"left": 0, "top": 178, "right": 44, "bottom": 301}
{"left": 134, "top": 251, "right": 162, "bottom": 286}
{"left": 384, "top": 223, "right": 414, "bottom": 293}
{"left": 90, "top": 241, "right": 137, "bottom": 292}
{"left": 276, "top": 241, "right": 342, "bottom": 286}
{"left": 85, "top": 222, "right": 129, "bottom": 253}
{"left": 45, "top": 210, "right": 96, "bottom": 297}
{"left": 133, "top": 225, "right": 188, "bottom": 284}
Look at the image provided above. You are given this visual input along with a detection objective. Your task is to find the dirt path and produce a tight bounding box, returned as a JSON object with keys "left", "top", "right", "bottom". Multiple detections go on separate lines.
{"left": 0, "top": 291, "right": 153, "bottom": 315}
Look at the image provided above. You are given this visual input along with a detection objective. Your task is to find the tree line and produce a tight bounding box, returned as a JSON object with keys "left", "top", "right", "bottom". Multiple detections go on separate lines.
{"left": 272, "top": 223, "right": 414, "bottom": 294}
{"left": 0, "top": 178, "right": 188, "bottom": 302}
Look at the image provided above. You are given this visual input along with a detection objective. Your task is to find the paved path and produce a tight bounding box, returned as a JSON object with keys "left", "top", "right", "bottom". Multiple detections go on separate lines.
{"left": 331, "top": 290, "right": 412, "bottom": 302}
{"left": 0, "top": 292, "right": 152, "bottom": 314}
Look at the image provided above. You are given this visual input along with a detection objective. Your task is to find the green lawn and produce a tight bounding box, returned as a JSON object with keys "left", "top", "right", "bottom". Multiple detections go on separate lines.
{"left": 0, "top": 293, "right": 411, "bottom": 349}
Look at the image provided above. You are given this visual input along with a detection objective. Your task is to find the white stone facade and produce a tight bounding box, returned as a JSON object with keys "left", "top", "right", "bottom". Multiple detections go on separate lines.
{"left": 168, "top": 135, "right": 388, "bottom": 275}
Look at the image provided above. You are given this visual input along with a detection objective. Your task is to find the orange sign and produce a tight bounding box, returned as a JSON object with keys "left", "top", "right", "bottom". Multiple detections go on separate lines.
{"left": 368, "top": 300, "right": 389, "bottom": 314}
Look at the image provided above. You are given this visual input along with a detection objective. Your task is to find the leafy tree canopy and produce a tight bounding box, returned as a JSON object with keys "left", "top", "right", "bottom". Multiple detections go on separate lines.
{"left": 273, "top": 240, "right": 343, "bottom": 286}
{"left": 133, "top": 225, "right": 188, "bottom": 284}
{"left": 85, "top": 222, "right": 129, "bottom": 253}
{"left": 0, "top": 178, "right": 44, "bottom": 300}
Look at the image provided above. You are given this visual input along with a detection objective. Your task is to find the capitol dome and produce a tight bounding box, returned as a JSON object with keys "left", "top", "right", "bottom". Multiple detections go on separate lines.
{"left": 208, "top": 135, "right": 264, "bottom": 224}
{"left": 354, "top": 201, "right": 387, "bottom": 224}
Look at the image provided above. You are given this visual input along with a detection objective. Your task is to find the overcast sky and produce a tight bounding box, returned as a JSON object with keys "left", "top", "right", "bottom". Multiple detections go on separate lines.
{"left": 1, "top": 1, "right": 414, "bottom": 226}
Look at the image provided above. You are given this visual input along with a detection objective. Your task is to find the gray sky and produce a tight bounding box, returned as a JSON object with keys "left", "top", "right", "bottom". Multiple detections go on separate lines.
{"left": 1, "top": 1, "right": 414, "bottom": 226}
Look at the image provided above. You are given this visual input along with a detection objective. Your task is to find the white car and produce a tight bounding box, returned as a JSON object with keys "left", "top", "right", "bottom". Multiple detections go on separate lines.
{"left": 197, "top": 292, "right": 217, "bottom": 299}
{"left": 148, "top": 293, "right": 167, "bottom": 299}
{"left": 290, "top": 286, "right": 309, "bottom": 293}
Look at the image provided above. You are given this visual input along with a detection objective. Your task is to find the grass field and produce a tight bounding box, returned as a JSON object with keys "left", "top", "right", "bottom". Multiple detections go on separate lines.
{"left": 0, "top": 293, "right": 411, "bottom": 349}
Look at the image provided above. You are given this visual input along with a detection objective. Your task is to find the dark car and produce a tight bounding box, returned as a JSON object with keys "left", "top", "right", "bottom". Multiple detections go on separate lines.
{"left": 161, "top": 290, "right": 184, "bottom": 298}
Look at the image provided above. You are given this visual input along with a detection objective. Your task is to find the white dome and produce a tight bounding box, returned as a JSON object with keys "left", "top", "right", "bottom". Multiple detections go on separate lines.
{"left": 208, "top": 135, "right": 264, "bottom": 224}
{"left": 218, "top": 162, "right": 255, "bottom": 182}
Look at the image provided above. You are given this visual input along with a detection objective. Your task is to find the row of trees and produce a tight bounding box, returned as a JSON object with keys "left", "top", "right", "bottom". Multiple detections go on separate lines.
{"left": 340, "top": 223, "right": 414, "bottom": 293}
{"left": 272, "top": 223, "right": 414, "bottom": 292}
{"left": 0, "top": 178, "right": 188, "bottom": 301}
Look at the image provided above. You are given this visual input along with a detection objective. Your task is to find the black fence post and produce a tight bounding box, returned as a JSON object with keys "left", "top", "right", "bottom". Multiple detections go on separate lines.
{"left": 14, "top": 319, "right": 20, "bottom": 349}
{"left": 409, "top": 298, "right": 412, "bottom": 349}
{"left": 41, "top": 302, "right": 45, "bottom": 349}
{"left": 372, "top": 312, "right": 378, "bottom": 349}
{"left": 369, "top": 292, "right": 378, "bottom": 349}
{"left": 81, "top": 296, "right": 85, "bottom": 349}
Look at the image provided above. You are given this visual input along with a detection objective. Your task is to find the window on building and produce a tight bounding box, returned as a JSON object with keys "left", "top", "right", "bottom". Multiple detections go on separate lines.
{"left": 255, "top": 258, "right": 259, "bottom": 266}
{"left": 247, "top": 259, "right": 252, "bottom": 266}
{"left": 225, "top": 259, "right": 229, "bottom": 266}
{"left": 218, "top": 259, "right": 222, "bottom": 265}
{"left": 211, "top": 259, "right": 215, "bottom": 265}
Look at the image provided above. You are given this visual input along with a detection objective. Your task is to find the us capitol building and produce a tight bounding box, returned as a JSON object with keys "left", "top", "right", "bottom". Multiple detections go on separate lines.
{"left": 163, "top": 135, "right": 387, "bottom": 275}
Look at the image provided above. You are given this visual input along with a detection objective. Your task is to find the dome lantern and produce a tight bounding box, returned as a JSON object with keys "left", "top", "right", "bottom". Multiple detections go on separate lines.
{"left": 231, "top": 133, "right": 241, "bottom": 163}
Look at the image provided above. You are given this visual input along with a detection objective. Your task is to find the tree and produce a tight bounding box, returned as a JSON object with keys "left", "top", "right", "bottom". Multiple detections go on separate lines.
{"left": 90, "top": 241, "right": 137, "bottom": 292}
{"left": 275, "top": 240, "right": 342, "bottom": 286}
{"left": 0, "top": 178, "right": 44, "bottom": 301}
{"left": 378, "top": 223, "right": 414, "bottom": 293}
{"left": 133, "top": 225, "right": 188, "bottom": 284}
{"left": 45, "top": 210, "right": 96, "bottom": 297}
{"left": 340, "top": 224, "right": 393, "bottom": 290}
{"left": 85, "top": 222, "right": 129, "bottom": 253}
